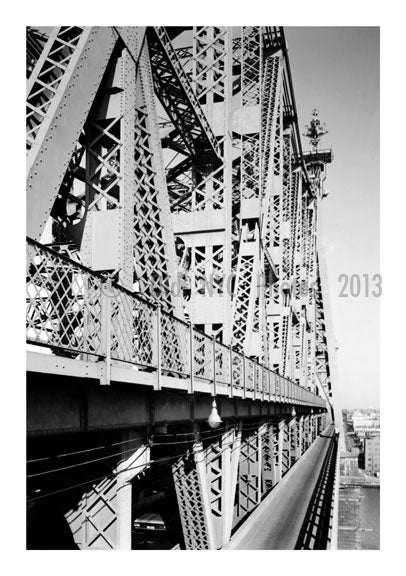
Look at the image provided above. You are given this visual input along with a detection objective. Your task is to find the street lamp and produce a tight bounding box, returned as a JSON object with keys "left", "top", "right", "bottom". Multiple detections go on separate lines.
{"left": 207, "top": 399, "right": 222, "bottom": 429}
{"left": 291, "top": 406, "right": 296, "bottom": 418}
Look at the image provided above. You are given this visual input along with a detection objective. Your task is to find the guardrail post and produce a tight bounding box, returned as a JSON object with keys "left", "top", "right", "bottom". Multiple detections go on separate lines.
{"left": 268, "top": 369, "right": 271, "bottom": 402}
{"left": 156, "top": 303, "right": 162, "bottom": 391}
{"left": 189, "top": 321, "right": 194, "bottom": 394}
{"left": 229, "top": 347, "right": 234, "bottom": 398}
{"left": 100, "top": 277, "right": 112, "bottom": 386}
{"left": 242, "top": 355, "right": 246, "bottom": 400}
{"left": 212, "top": 335, "right": 217, "bottom": 397}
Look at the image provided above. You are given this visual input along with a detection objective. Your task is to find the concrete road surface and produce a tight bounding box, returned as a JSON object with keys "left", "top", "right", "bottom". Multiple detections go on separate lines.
{"left": 224, "top": 425, "right": 335, "bottom": 550}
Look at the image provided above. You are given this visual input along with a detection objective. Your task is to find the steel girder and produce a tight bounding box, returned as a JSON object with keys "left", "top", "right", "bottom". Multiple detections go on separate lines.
{"left": 27, "top": 27, "right": 184, "bottom": 320}
{"left": 147, "top": 27, "right": 221, "bottom": 164}
{"left": 65, "top": 440, "right": 150, "bottom": 550}
{"left": 25, "top": 25, "right": 339, "bottom": 552}
{"left": 172, "top": 424, "right": 242, "bottom": 550}
{"left": 170, "top": 26, "right": 234, "bottom": 342}
{"left": 27, "top": 25, "right": 336, "bottom": 404}
{"left": 26, "top": 27, "right": 118, "bottom": 241}
{"left": 171, "top": 415, "right": 323, "bottom": 549}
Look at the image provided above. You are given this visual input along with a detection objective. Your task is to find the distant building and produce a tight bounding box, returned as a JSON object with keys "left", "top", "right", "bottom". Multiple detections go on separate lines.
{"left": 338, "top": 487, "right": 362, "bottom": 550}
{"left": 364, "top": 435, "right": 380, "bottom": 475}
{"left": 352, "top": 410, "right": 380, "bottom": 438}
{"left": 340, "top": 450, "right": 360, "bottom": 477}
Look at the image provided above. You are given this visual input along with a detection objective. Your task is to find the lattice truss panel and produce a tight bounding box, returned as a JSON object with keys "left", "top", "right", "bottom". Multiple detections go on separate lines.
{"left": 241, "top": 27, "right": 261, "bottom": 107}
{"left": 261, "top": 423, "right": 275, "bottom": 493}
{"left": 172, "top": 455, "right": 212, "bottom": 550}
{"left": 265, "top": 90, "right": 284, "bottom": 373}
{"left": 265, "top": 99, "right": 283, "bottom": 251}
{"left": 304, "top": 202, "right": 318, "bottom": 391}
{"left": 203, "top": 439, "right": 225, "bottom": 539}
{"left": 273, "top": 424, "right": 281, "bottom": 479}
{"left": 281, "top": 132, "right": 294, "bottom": 281}
{"left": 165, "top": 26, "right": 234, "bottom": 340}
{"left": 261, "top": 53, "right": 283, "bottom": 202}
{"left": 27, "top": 27, "right": 190, "bottom": 376}
{"left": 291, "top": 172, "right": 309, "bottom": 386}
{"left": 314, "top": 256, "right": 333, "bottom": 398}
{"left": 133, "top": 41, "right": 185, "bottom": 315}
{"left": 26, "top": 27, "right": 119, "bottom": 241}
{"left": 109, "top": 289, "right": 155, "bottom": 368}
{"left": 232, "top": 254, "right": 255, "bottom": 352}
{"left": 234, "top": 429, "right": 262, "bottom": 522}
{"left": 241, "top": 133, "right": 260, "bottom": 200}
{"left": 27, "top": 27, "right": 183, "bottom": 314}
{"left": 203, "top": 429, "right": 240, "bottom": 549}
{"left": 290, "top": 420, "right": 297, "bottom": 467}
{"left": 184, "top": 244, "right": 225, "bottom": 295}
{"left": 65, "top": 445, "right": 149, "bottom": 550}
{"left": 26, "top": 241, "right": 102, "bottom": 355}
{"left": 26, "top": 26, "right": 86, "bottom": 151}
{"left": 148, "top": 25, "right": 223, "bottom": 219}
{"left": 231, "top": 27, "right": 268, "bottom": 357}
{"left": 194, "top": 27, "right": 228, "bottom": 104}
{"left": 282, "top": 421, "right": 291, "bottom": 474}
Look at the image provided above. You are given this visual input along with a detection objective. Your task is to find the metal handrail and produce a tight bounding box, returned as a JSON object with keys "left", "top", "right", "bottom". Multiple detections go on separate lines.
{"left": 26, "top": 238, "right": 326, "bottom": 408}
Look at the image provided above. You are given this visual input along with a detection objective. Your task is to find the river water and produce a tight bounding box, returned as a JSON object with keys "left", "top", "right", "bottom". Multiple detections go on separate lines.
{"left": 359, "top": 487, "right": 380, "bottom": 549}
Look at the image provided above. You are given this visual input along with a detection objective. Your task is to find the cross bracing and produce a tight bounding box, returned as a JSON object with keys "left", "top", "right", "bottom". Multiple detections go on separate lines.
{"left": 26, "top": 26, "right": 337, "bottom": 550}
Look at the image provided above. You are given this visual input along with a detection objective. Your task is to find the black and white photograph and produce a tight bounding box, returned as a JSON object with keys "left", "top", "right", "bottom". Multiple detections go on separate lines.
{"left": 24, "top": 23, "right": 381, "bottom": 552}
{"left": 4, "top": 2, "right": 402, "bottom": 570}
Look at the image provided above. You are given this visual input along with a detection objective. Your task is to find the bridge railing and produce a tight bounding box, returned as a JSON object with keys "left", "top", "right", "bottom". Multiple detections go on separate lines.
{"left": 26, "top": 238, "right": 326, "bottom": 408}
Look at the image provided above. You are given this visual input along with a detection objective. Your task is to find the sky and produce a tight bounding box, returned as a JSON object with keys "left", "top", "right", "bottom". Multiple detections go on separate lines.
{"left": 285, "top": 27, "right": 380, "bottom": 409}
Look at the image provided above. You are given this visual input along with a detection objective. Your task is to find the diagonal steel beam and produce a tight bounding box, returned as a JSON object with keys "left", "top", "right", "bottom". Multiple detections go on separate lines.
{"left": 147, "top": 26, "right": 221, "bottom": 165}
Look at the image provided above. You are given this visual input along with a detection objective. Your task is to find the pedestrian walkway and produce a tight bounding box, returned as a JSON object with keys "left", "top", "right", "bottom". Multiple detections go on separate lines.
{"left": 224, "top": 425, "right": 335, "bottom": 549}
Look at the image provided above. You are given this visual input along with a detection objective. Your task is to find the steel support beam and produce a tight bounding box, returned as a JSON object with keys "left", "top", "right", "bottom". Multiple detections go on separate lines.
{"left": 65, "top": 435, "right": 149, "bottom": 549}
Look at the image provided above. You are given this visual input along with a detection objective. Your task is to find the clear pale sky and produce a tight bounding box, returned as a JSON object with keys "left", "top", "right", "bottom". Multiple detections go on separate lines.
{"left": 285, "top": 27, "right": 380, "bottom": 409}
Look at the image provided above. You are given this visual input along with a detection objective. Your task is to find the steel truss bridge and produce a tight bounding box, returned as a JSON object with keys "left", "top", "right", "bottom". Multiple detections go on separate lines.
{"left": 26, "top": 26, "right": 338, "bottom": 550}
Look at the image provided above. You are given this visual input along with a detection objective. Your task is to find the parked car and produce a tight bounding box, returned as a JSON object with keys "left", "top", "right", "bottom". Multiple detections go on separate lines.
{"left": 132, "top": 512, "right": 173, "bottom": 549}
{"left": 133, "top": 512, "right": 166, "bottom": 532}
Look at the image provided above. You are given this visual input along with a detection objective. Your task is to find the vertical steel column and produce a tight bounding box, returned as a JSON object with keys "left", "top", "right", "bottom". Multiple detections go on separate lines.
{"left": 189, "top": 321, "right": 194, "bottom": 393}
{"left": 289, "top": 416, "right": 297, "bottom": 467}
{"left": 297, "top": 415, "right": 304, "bottom": 458}
{"left": 116, "top": 438, "right": 150, "bottom": 550}
{"left": 172, "top": 424, "right": 216, "bottom": 550}
{"left": 100, "top": 277, "right": 112, "bottom": 386}
{"left": 226, "top": 420, "right": 242, "bottom": 539}
{"left": 155, "top": 303, "right": 162, "bottom": 390}
{"left": 205, "top": 423, "right": 242, "bottom": 549}
{"left": 261, "top": 422, "right": 274, "bottom": 494}
{"left": 234, "top": 421, "right": 264, "bottom": 524}
{"left": 281, "top": 418, "right": 290, "bottom": 475}
{"left": 65, "top": 438, "right": 149, "bottom": 549}
{"left": 212, "top": 335, "right": 217, "bottom": 396}
{"left": 229, "top": 347, "right": 234, "bottom": 397}
{"left": 277, "top": 419, "right": 285, "bottom": 481}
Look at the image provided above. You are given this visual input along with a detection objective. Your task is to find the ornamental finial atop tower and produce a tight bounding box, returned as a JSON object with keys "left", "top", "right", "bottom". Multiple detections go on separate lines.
{"left": 303, "top": 108, "right": 328, "bottom": 152}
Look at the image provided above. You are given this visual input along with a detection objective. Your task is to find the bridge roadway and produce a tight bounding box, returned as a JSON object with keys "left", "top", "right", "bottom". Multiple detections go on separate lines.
{"left": 224, "top": 424, "right": 335, "bottom": 550}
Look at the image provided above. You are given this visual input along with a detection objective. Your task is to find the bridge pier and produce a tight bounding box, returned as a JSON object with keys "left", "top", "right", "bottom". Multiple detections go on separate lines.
{"left": 170, "top": 412, "right": 325, "bottom": 549}
{"left": 65, "top": 431, "right": 150, "bottom": 549}
{"left": 172, "top": 421, "right": 244, "bottom": 550}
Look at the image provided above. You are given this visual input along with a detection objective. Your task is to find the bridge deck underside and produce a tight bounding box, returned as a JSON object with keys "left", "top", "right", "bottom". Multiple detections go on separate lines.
{"left": 27, "top": 366, "right": 312, "bottom": 436}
